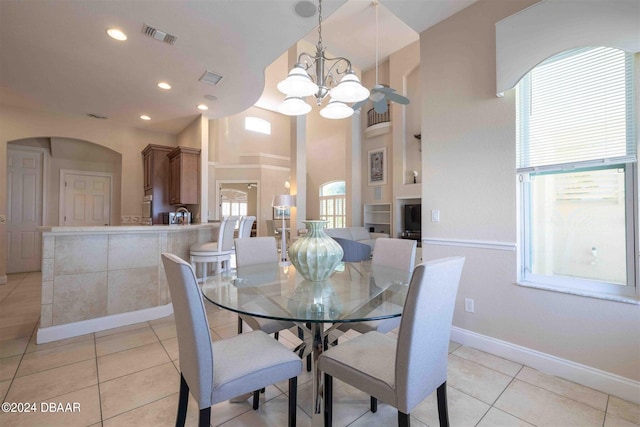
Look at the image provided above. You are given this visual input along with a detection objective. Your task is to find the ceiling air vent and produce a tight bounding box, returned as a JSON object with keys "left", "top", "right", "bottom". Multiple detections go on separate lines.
{"left": 199, "top": 70, "right": 223, "bottom": 86}
{"left": 142, "top": 23, "right": 177, "bottom": 45}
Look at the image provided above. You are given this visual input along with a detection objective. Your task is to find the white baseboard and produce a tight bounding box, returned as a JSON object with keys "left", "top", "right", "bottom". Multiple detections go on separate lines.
{"left": 37, "top": 304, "right": 174, "bottom": 344}
{"left": 451, "top": 326, "right": 640, "bottom": 404}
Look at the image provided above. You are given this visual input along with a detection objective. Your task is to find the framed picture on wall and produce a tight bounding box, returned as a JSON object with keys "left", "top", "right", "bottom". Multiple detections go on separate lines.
{"left": 368, "top": 147, "right": 387, "bottom": 186}
{"left": 273, "top": 207, "right": 290, "bottom": 219}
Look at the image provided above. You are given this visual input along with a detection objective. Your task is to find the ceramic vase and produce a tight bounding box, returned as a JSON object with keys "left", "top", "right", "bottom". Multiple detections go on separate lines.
{"left": 288, "top": 220, "right": 344, "bottom": 282}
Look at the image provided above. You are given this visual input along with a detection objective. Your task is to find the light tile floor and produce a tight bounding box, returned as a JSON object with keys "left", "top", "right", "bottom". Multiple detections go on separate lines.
{"left": 1, "top": 272, "right": 638, "bottom": 426}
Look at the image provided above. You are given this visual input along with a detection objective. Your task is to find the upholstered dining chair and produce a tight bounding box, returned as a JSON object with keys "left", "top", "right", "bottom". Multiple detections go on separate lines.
{"left": 372, "top": 237, "right": 417, "bottom": 271}
{"left": 332, "top": 237, "right": 372, "bottom": 279}
{"left": 318, "top": 257, "right": 465, "bottom": 427}
{"left": 237, "top": 215, "right": 256, "bottom": 239}
{"left": 234, "top": 236, "right": 295, "bottom": 339}
{"left": 338, "top": 237, "right": 417, "bottom": 336}
{"left": 161, "top": 253, "right": 302, "bottom": 427}
{"left": 189, "top": 216, "right": 239, "bottom": 282}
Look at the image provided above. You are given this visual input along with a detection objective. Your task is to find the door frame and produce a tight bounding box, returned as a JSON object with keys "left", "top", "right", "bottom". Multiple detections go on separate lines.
{"left": 59, "top": 169, "right": 114, "bottom": 226}
{"left": 215, "top": 180, "right": 260, "bottom": 231}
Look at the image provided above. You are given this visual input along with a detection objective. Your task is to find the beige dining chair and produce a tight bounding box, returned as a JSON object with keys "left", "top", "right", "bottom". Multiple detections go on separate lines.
{"left": 237, "top": 215, "right": 256, "bottom": 239}
{"left": 161, "top": 253, "right": 302, "bottom": 427}
{"left": 234, "top": 236, "right": 295, "bottom": 339}
{"left": 318, "top": 257, "right": 465, "bottom": 427}
{"left": 189, "top": 216, "right": 239, "bottom": 282}
{"left": 338, "top": 238, "right": 417, "bottom": 336}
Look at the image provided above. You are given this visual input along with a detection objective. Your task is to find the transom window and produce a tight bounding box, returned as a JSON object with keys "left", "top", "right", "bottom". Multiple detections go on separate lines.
{"left": 516, "top": 46, "right": 637, "bottom": 297}
{"left": 319, "top": 181, "right": 346, "bottom": 229}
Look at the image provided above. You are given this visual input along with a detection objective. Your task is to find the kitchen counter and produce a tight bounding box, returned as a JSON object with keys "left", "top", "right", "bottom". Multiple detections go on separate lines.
{"left": 39, "top": 222, "right": 218, "bottom": 234}
{"left": 37, "top": 222, "right": 219, "bottom": 343}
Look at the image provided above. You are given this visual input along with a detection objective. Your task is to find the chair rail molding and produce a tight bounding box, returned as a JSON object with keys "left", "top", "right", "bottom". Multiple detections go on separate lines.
{"left": 423, "top": 237, "right": 516, "bottom": 252}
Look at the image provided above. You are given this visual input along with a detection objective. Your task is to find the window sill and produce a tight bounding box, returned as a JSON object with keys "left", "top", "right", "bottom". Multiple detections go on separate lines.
{"left": 516, "top": 281, "right": 640, "bottom": 305}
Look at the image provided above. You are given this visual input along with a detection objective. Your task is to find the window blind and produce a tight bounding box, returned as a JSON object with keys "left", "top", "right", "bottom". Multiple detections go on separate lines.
{"left": 516, "top": 47, "right": 636, "bottom": 173}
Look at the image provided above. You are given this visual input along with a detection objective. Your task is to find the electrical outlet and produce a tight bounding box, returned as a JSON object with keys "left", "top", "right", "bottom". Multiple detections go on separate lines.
{"left": 464, "top": 298, "right": 475, "bottom": 313}
{"left": 0, "top": 214, "right": 6, "bottom": 224}
{"left": 431, "top": 209, "right": 440, "bottom": 222}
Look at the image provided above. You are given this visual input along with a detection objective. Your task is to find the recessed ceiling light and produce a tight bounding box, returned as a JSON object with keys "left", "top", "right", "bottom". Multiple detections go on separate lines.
{"left": 197, "top": 104, "right": 208, "bottom": 111}
{"left": 157, "top": 82, "right": 171, "bottom": 90}
{"left": 140, "top": 115, "right": 151, "bottom": 121}
{"left": 106, "top": 28, "right": 127, "bottom": 41}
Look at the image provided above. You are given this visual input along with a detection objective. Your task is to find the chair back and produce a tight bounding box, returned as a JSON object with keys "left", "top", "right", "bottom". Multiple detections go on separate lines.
{"left": 332, "top": 237, "right": 371, "bottom": 262}
{"left": 372, "top": 238, "right": 417, "bottom": 271}
{"left": 395, "top": 257, "right": 465, "bottom": 414}
{"left": 161, "top": 253, "right": 214, "bottom": 409}
{"left": 217, "top": 216, "right": 240, "bottom": 251}
{"left": 235, "top": 236, "right": 279, "bottom": 267}
{"left": 238, "top": 216, "right": 256, "bottom": 239}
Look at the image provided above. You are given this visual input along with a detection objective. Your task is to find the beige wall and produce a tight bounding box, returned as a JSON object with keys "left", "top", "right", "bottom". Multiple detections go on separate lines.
{"left": 208, "top": 106, "right": 291, "bottom": 234}
{"left": 306, "top": 108, "right": 350, "bottom": 221}
{"left": 0, "top": 105, "right": 177, "bottom": 280}
{"left": 420, "top": 0, "right": 639, "bottom": 382}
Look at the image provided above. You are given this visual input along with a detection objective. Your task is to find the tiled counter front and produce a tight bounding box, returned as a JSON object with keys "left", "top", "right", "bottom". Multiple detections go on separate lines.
{"left": 38, "top": 224, "right": 218, "bottom": 343}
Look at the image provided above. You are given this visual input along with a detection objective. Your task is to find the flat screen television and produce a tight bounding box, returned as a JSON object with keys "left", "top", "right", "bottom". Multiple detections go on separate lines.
{"left": 404, "top": 204, "right": 422, "bottom": 232}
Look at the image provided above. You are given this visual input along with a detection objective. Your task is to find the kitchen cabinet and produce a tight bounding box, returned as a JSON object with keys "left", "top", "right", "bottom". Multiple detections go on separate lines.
{"left": 142, "top": 144, "right": 173, "bottom": 224}
{"left": 168, "top": 146, "right": 200, "bottom": 205}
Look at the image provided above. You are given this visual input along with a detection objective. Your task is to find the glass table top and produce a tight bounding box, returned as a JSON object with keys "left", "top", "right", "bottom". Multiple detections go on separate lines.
{"left": 201, "top": 262, "right": 412, "bottom": 324}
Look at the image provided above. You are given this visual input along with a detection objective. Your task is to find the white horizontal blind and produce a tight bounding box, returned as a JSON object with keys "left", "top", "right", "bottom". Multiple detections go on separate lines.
{"left": 516, "top": 47, "right": 636, "bottom": 172}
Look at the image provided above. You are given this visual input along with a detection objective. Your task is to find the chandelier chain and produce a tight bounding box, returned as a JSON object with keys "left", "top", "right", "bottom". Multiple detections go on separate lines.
{"left": 317, "top": 0, "right": 323, "bottom": 48}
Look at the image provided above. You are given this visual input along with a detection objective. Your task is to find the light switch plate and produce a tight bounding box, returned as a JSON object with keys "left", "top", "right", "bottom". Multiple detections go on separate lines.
{"left": 431, "top": 210, "right": 440, "bottom": 222}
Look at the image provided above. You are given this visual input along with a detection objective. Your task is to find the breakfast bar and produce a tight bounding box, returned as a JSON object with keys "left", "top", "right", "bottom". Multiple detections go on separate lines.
{"left": 36, "top": 223, "right": 219, "bottom": 343}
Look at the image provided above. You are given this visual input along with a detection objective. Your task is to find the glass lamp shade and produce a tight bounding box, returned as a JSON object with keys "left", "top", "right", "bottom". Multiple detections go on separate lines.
{"left": 328, "top": 71, "right": 370, "bottom": 103}
{"left": 278, "top": 96, "right": 312, "bottom": 116}
{"left": 277, "top": 64, "right": 319, "bottom": 97}
{"left": 320, "top": 99, "right": 354, "bottom": 119}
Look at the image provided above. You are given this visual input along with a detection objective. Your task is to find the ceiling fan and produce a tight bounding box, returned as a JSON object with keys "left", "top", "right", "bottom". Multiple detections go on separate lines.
{"left": 352, "top": 1, "right": 410, "bottom": 114}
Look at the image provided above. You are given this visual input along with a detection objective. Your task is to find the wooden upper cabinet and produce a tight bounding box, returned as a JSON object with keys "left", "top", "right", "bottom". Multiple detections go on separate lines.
{"left": 142, "top": 144, "right": 172, "bottom": 194}
{"left": 142, "top": 144, "right": 173, "bottom": 223}
{"left": 167, "top": 146, "right": 200, "bottom": 205}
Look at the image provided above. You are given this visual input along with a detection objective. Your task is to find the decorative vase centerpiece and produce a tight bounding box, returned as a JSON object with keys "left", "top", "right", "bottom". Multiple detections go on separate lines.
{"left": 288, "top": 220, "right": 344, "bottom": 282}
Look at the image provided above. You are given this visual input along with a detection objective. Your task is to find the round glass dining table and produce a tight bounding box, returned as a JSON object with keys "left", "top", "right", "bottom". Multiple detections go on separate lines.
{"left": 200, "top": 261, "right": 411, "bottom": 425}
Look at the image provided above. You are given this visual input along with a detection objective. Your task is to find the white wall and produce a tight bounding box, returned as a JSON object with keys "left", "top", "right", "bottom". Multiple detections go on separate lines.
{"left": 420, "top": 0, "right": 639, "bottom": 385}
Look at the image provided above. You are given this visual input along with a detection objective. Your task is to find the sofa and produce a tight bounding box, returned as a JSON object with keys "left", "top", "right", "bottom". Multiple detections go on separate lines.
{"left": 324, "top": 227, "right": 389, "bottom": 252}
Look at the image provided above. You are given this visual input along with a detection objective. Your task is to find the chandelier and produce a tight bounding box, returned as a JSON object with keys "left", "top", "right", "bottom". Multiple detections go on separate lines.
{"left": 277, "top": 0, "right": 370, "bottom": 119}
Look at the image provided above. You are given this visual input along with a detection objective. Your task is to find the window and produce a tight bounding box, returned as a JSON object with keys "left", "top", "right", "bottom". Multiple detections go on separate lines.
{"left": 221, "top": 189, "right": 248, "bottom": 224}
{"left": 516, "top": 47, "right": 637, "bottom": 296}
{"left": 244, "top": 117, "right": 271, "bottom": 135}
{"left": 319, "top": 181, "right": 346, "bottom": 229}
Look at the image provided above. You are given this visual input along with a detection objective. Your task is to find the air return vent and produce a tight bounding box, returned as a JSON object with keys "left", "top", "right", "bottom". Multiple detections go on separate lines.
{"left": 199, "top": 70, "right": 223, "bottom": 86}
{"left": 141, "top": 23, "right": 177, "bottom": 45}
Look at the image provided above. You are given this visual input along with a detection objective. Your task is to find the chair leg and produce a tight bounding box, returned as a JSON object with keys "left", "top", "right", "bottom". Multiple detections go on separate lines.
{"left": 274, "top": 331, "right": 279, "bottom": 340}
{"left": 198, "top": 407, "right": 211, "bottom": 427}
{"left": 253, "top": 390, "right": 260, "bottom": 410}
{"left": 398, "top": 411, "right": 410, "bottom": 427}
{"left": 324, "top": 373, "right": 333, "bottom": 427}
{"left": 370, "top": 396, "right": 377, "bottom": 413}
{"left": 307, "top": 354, "right": 312, "bottom": 372}
{"left": 237, "top": 317, "right": 243, "bottom": 334}
{"left": 437, "top": 381, "right": 449, "bottom": 427}
{"left": 176, "top": 374, "right": 189, "bottom": 427}
{"left": 288, "top": 376, "right": 297, "bottom": 427}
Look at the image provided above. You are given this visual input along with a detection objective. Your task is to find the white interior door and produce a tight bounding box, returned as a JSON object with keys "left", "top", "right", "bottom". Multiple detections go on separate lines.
{"left": 7, "top": 147, "right": 44, "bottom": 273}
{"left": 61, "top": 171, "right": 112, "bottom": 226}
